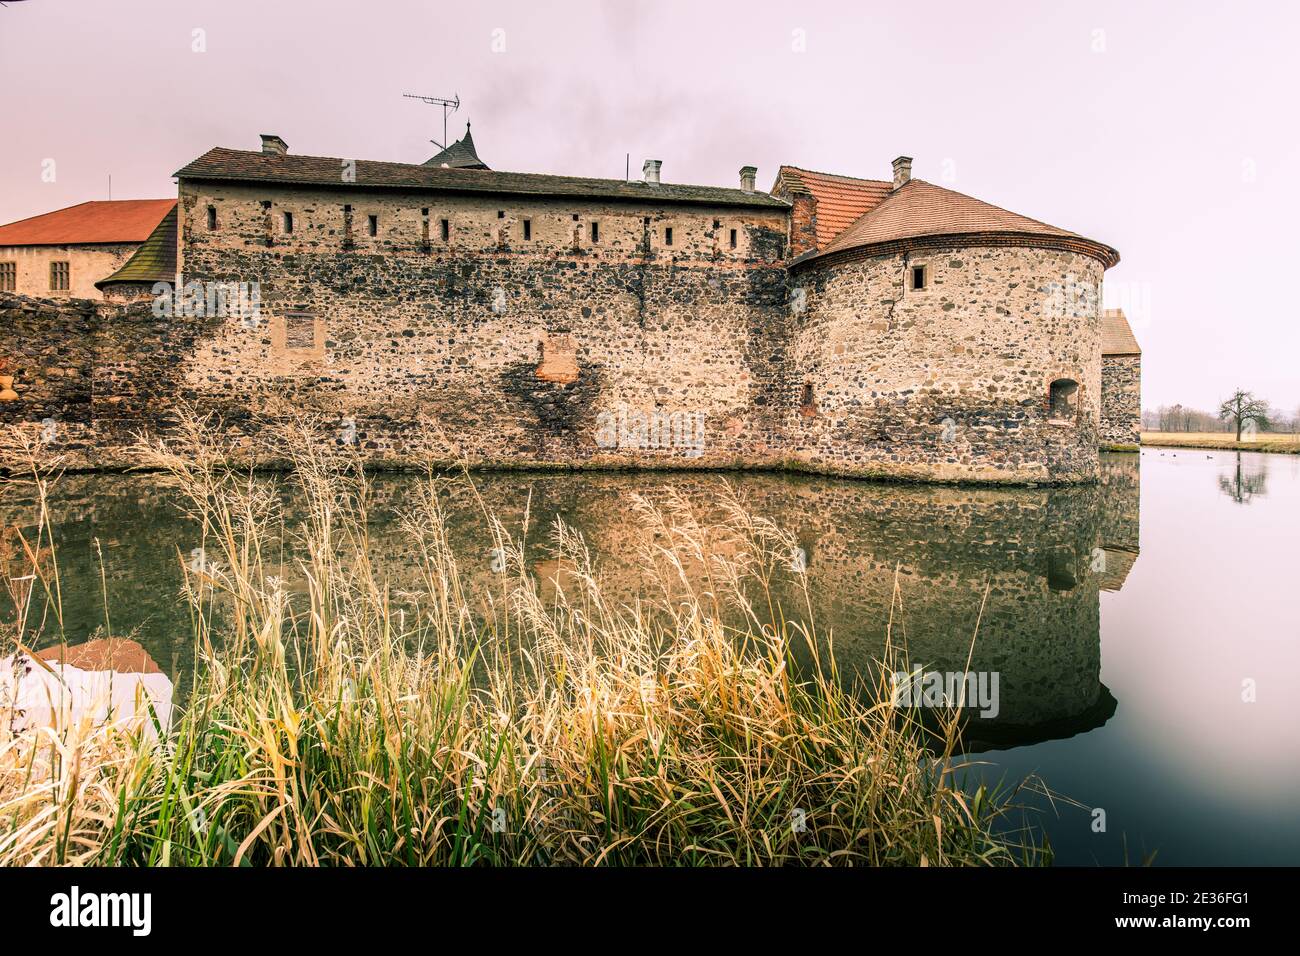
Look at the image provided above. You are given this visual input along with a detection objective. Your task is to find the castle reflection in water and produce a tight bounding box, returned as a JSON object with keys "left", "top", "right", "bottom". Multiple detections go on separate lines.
{"left": 0, "top": 455, "right": 1140, "bottom": 752}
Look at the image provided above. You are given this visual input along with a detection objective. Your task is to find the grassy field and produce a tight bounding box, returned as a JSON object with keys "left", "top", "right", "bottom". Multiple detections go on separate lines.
{"left": 0, "top": 412, "right": 1047, "bottom": 867}
{"left": 1141, "top": 431, "right": 1300, "bottom": 454}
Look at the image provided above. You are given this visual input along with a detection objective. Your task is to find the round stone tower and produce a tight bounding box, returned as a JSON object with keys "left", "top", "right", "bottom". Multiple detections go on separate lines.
{"left": 784, "top": 163, "right": 1119, "bottom": 484}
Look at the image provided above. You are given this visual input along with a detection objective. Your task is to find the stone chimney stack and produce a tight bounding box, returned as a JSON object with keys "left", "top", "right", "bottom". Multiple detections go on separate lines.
{"left": 642, "top": 159, "right": 662, "bottom": 185}
{"left": 891, "top": 155, "right": 913, "bottom": 190}
{"left": 261, "top": 134, "right": 289, "bottom": 156}
{"left": 739, "top": 165, "right": 757, "bottom": 193}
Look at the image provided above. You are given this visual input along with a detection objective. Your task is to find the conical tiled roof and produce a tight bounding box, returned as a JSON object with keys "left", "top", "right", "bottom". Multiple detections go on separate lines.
{"left": 95, "top": 205, "right": 177, "bottom": 289}
{"left": 804, "top": 179, "right": 1119, "bottom": 268}
{"left": 423, "top": 123, "right": 489, "bottom": 169}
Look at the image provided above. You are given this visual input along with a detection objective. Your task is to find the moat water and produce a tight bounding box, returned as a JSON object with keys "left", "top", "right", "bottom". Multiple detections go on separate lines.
{"left": 2, "top": 449, "right": 1297, "bottom": 866}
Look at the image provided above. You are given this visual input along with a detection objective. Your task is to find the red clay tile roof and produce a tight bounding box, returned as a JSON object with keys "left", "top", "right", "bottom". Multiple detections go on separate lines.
{"left": 771, "top": 166, "right": 892, "bottom": 247}
{"left": 804, "top": 179, "right": 1119, "bottom": 268}
{"left": 0, "top": 199, "right": 176, "bottom": 247}
{"left": 1102, "top": 308, "right": 1141, "bottom": 356}
{"left": 176, "top": 148, "right": 787, "bottom": 208}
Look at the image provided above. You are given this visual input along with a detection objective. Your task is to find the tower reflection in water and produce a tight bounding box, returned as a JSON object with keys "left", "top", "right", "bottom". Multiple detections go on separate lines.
{"left": 1, "top": 456, "right": 1140, "bottom": 752}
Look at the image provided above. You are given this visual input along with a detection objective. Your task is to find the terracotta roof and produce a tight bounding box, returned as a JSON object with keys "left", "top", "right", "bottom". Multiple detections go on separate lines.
{"left": 176, "top": 148, "right": 788, "bottom": 209}
{"left": 96, "top": 205, "right": 178, "bottom": 289}
{"left": 803, "top": 179, "right": 1119, "bottom": 268}
{"left": 1102, "top": 308, "right": 1141, "bottom": 356}
{"left": 0, "top": 199, "right": 176, "bottom": 247}
{"left": 424, "top": 124, "right": 489, "bottom": 169}
{"left": 771, "top": 166, "right": 892, "bottom": 246}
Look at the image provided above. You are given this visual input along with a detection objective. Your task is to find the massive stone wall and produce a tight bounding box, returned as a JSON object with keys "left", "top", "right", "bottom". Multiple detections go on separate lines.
{"left": 175, "top": 182, "right": 793, "bottom": 469}
{"left": 1100, "top": 353, "right": 1141, "bottom": 447}
{"left": 1, "top": 179, "right": 1115, "bottom": 485}
{"left": 787, "top": 245, "right": 1104, "bottom": 483}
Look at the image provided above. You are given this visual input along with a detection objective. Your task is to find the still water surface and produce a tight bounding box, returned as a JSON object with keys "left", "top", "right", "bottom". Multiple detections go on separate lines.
{"left": 2, "top": 449, "right": 1296, "bottom": 865}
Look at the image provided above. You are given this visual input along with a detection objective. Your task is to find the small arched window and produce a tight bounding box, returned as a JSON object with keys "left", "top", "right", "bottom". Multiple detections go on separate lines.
{"left": 1048, "top": 378, "right": 1079, "bottom": 422}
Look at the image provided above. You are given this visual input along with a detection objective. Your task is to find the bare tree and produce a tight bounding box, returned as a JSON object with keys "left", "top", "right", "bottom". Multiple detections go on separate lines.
{"left": 1218, "top": 389, "right": 1271, "bottom": 441}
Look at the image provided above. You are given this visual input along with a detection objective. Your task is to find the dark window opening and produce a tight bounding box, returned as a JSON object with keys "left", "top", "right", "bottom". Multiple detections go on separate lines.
{"left": 911, "top": 264, "right": 927, "bottom": 291}
{"left": 572, "top": 213, "right": 580, "bottom": 221}
{"left": 206, "top": 205, "right": 217, "bottom": 230}
{"left": 523, "top": 219, "right": 532, "bottom": 240}
{"left": 664, "top": 227, "right": 673, "bottom": 246}
{"left": 440, "top": 218, "right": 450, "bottom": 241}
{"left": 282, "top": 211, "right": 293, "bottom": 234}
{"left": 1046, "top": 551, "right": 1078, "bottom": 592}
{"left": 49, "top": 261, "right": 70, "bottom": 292}
{"left": 729, "top": 228, "right": 738, "bottom": 249}
{"left": 421, "top": 207, "right": 429, "bottom": 216}
{"left": 590, "top": 221, "right": 599, "bottom": 243}
{"left": 1048, "top": 378, "right": 1079, "bottom": 421}
{"left": 497, "top": 210, "right": 505, "bottom": 219}
{"left": 367, "top": 215, "right": 378, "bottom": 237}
{"left": 801, "top": 382, "right": 814, "bottom": 406}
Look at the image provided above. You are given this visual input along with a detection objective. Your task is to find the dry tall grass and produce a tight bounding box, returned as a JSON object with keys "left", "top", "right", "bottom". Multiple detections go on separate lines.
{"left": 0, "top": 413, "right": 1046, "bottom": 866}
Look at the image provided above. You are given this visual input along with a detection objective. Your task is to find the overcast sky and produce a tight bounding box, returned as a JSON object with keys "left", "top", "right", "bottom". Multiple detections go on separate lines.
{"left": 3, "top": 0, "right": 1297, "bottom": 413}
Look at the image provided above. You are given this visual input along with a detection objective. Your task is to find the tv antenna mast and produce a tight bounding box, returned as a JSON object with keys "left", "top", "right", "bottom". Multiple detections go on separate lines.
{"left": 403, "top": 92, "right": 460, "bottom": 151}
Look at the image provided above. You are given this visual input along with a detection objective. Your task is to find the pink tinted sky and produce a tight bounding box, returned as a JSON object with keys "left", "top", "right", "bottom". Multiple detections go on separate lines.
{"left": 3, "top": 0, "right": 1297, "bottom": 413}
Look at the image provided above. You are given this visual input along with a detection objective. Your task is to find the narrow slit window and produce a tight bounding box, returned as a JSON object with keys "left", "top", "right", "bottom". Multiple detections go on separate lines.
{"left": 729, "top": 228, "right": 738, "bottom": 249}
{"left": 282, "top": 211, "right": 294, "bottom": 234}
{"left": 523, "top": 219, "right": 532, "bottom": 241}
{"left": 911, "top": 264, "right": 927, "bottom": 291}
{"left": 367, "top": 215, "right": 378, "bottom": 237}
{"left": 206, "top": 205, "right": 218, "bottom": 230}
{"left": 664, "top": 226, "right": 673, "bottom": 246}
{"left": 590, "top": 221, "right": 599, "bottom": 243}
{"left": 49, "top": 261, "right": 70, "bottom": 292}
{"left": 440, "top": 218, "right": 450, "bottom": 241}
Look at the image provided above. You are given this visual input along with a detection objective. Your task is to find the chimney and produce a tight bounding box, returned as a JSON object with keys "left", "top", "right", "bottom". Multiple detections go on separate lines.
{"left": 739, "top": 165, "right": 757, "bottom": 193}
{"left": 642, "top": 159, "right": 662, "bottom": 185}
{"left": 260, "top": 134, "right": 288, "bottom": 156}
{"left": 891, "top": 155, "right": 913, "bottom": 190}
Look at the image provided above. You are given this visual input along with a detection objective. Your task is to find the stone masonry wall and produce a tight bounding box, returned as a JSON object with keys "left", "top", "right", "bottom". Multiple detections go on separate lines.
{"left": 0, "top": 179, "right": 1114, "bottom": 485}
{"left": 787, "top": 246, "right": 1104, "bottom": 483}
{"left": 1100, "top": 353, "right": 1141, "bottom": 447}
{"left": 174, "top": 182, "right": 792, "bottom": 469}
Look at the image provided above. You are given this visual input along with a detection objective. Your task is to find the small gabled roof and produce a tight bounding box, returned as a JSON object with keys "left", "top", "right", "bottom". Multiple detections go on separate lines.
{"left": 96, "top": 205, "right": 178, "bottom": 289}
{"left": 1102, "top": 308, "right": 1141, "bottom": 356}
{"left": 771, "top": 166, "right": 892, "bottom": 247}
{"left": 424, "top": 123, "right": 489, "bottom": 169}
{"left": 798, "top": 179, "right": 1119, "bottom": 269}
{"left": 175, "top": 148, "right": 788, "bottom": 209}
{"left": 0, "top": 199, "right": 176, "bottom": 247}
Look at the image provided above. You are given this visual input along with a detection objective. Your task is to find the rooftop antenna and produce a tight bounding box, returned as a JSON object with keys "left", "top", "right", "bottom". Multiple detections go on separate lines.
{"left": 403, "top": 92, "right": 460, "bottom": 151}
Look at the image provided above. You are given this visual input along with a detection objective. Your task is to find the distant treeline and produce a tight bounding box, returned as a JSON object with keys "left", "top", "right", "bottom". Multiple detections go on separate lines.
{"left": 1142, "top": 404, "right": 1300, "bottom": 433}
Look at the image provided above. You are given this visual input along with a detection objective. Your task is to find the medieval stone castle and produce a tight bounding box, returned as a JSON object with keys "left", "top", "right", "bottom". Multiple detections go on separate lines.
{"left": 0, "top": 125, "right": 1141, "bottom": 482}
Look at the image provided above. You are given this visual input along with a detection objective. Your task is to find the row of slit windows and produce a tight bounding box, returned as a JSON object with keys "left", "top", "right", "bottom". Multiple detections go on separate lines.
{"left": 203, "top": 204, "right": 740, "bottom": 248}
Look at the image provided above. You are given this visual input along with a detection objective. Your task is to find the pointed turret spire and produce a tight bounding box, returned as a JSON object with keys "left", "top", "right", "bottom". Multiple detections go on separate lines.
{"left": 423, "top": 122, "right": 489, "bottom": 169}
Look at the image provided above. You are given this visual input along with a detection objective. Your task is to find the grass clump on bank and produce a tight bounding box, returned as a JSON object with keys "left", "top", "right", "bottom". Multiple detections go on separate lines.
{"left": 0, "top": 413, "right": 1047, "bottom": 866}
